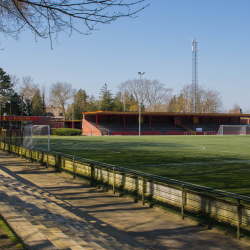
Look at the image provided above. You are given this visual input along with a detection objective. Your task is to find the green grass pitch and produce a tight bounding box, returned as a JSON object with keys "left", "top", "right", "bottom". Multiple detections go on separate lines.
{"left": 50, "top": 135, "right": 250, "bottom": 196}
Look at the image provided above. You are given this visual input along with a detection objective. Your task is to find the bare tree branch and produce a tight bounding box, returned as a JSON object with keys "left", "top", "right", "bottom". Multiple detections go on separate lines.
{"left": 119, "top": 78, "right": 172, "bottom": 112}
{"left": 0, "top": 0, "right": 148, "bottom": 40}
{"left": 49, "top": 82, "right": 72, "bottom": 118}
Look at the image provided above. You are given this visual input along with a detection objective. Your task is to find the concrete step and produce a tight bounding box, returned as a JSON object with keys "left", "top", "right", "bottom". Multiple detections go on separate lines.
{"left": 0, "top": 169, "right": 148, "bottom": 250}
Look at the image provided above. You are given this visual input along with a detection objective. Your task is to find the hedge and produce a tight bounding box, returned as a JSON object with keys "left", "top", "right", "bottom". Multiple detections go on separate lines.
{"left": 52, "top": 128, "right": 82, "bottom": 136}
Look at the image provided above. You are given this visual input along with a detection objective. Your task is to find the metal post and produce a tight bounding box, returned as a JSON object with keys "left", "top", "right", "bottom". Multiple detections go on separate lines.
{"left": 72, "top": 106, "right": 74, "bottom": 129}
{"left": 123, "top": 92, "right": 125, "bottom": 111}
{"left": 36, "top": 151, "right": 39, "bottom": 164}
{"left": 237, "top": 199, "right": 241, "bottom": 240}
{"left": 139, "top": 103, "right": 141, "bottom": 136}
{"left": 58, "top": 154, "right": 61, "bottom": 172}
{"left": 181, "top": 184, "right": 185, "bottom": 219}
{"left": 91, "top": 163, "right": 94, "bottom": 185}
{"left": 138, "top": 72, "right": 145, "bottom": 136}
{"left": 15, "top": 136, "right": 17, "bottom": 156}
{"left": 113, "top": 167, "right": 115, "bottom": 194}
{"left": 73, "top": 157, "right": 75, "bottom": 178}
{"left": 21, "top": 96, "right": 23, "bottom": 159}
{"left": 0, "top": 102, "right": 2, "bottom": 145}
{"left": 142, "top": 175, "right": 146, "bottom": 205}
{"left": 48, "top": 126, "right": 50, "bottom": 150}
{"left": 9, "top": 101, "right": 11, "bottom": 154}
{"left": 30, "top": 125, "right": 33, "bottom": 148}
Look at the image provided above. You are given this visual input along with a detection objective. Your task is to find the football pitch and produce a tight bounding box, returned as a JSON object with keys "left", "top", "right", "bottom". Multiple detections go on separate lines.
{"left": 50, "top": 135, "right": 250, "bottom": 196}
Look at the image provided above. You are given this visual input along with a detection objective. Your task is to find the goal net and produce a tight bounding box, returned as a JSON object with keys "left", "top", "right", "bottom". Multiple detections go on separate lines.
{"left": 22, "top": 125, "right": 50, "bottom": 150}
{"left": 218, "top": 125, "right": 250, "bottom": 135}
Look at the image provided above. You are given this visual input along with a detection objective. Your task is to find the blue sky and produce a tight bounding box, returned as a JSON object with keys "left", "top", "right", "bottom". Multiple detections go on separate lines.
{"left": 1, "top": 0, "right": 250, "bottom": 112}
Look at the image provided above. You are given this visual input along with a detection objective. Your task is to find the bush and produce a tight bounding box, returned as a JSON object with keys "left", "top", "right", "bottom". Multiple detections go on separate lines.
{"left": 52, "top": 128, "right": 82, "bottom": 136}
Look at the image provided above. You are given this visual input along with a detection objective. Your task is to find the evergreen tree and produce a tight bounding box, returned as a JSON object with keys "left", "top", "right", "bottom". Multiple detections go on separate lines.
{"left": 42, "top": 91, "right": 46, "bottom": 115}
{"left": 87, "top": 95, "right": 99, "bottom": 111}
{"left": 0, "top": 68, "right": 14, "bottom": 102}
{"left": 167, "top": 95, "right": 177, "bottom": 112}
{"left": 25, "top": 99, "right": 33, "bottom": 116}
{"left": 3, "top": 92, "right": 23, "bottom": 115}
{"left": 0, "top": 68, "right": 21, "bottom": 116}
{"left": 31, "top": 90, "right": 44, "bottom": 116}
{"left": 99, "top": 84, "right": 113, "bottom": 111}
{"left": 74, "top": 89, "right": 89, "bottom": 119}
{"left": 112, "top": 92, "right": 137, "bottom": 111}
{"left": 113, "top": 92, "right": 123, "bottom": 111}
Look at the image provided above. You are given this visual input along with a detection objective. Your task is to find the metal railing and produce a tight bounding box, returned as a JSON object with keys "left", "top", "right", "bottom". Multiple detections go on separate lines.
{"left": 1, "top": 136, "right": 250, "bottom": 240}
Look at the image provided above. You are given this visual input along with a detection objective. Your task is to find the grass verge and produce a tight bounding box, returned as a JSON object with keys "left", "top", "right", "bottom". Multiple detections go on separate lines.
{"left": 0, "top": 215, "right": 25, "bottom": 250}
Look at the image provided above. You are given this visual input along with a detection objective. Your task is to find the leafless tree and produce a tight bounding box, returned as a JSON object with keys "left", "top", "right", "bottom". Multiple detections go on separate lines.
{"left": 244, "top": 109, "right": 250, "bottom": 114}
{"left": 0, "top": 0, "right": 148, "bottom": 46}
{"left": 145, "top": 79, "right": 172, "bottom": 111}
{"left": 19, "top": 76, "right": 39, "bottom": 100}
{"left": 49, "top": 82, "right": 72, "bottom": 118}
{"left": 230, "top": 103, "right": 242, "bottom": 114}
{"left": 172, "top": 83, "right": 223, "bottom": 113}
{"left": 119, "top": 78, "right": 172, "bottom": 112}
{"left": 119, "top": 79, "right": 148, "bottom": 106}
{"left": 9, "top": 74, "right": 20, "bottom": 90}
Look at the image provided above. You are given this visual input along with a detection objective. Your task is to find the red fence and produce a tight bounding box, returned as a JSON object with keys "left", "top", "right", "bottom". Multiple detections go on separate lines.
{"left": 206, "top": 131, "right": 218, "bottom": 135}
{"left": 107, "top": 131, "right": 163, "bottom": 136}
{"left": 165, "top": 131, "right": 193, "bottom": 135}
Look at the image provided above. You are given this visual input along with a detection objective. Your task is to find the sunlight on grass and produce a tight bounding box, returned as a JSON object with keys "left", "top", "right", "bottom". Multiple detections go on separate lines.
{"left": 50, "top": 135, "right": 250, "bottom": 196}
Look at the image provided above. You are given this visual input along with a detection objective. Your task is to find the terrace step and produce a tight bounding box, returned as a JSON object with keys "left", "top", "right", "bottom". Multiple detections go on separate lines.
{"left": 0, "top": 166, "right": 148, "bottom": 250}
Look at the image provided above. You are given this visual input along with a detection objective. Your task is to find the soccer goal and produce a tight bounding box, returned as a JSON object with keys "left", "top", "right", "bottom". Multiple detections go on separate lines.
{"left": 218, "top": 125, "right": 250, "bottom": 135}
{"left": 22, "top": 125, "right": 50, "bottom": 150}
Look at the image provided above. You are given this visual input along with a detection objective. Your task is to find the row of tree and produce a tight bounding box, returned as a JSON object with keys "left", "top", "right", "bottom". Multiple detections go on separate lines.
{"left": 0, "top": 68, "right": 46, "bottom": 116}
{"left": 0, "top": 67, "right": 228, "bottom": 119}
{"left": 50, "top": 79, "right": 224, "bottom": 119}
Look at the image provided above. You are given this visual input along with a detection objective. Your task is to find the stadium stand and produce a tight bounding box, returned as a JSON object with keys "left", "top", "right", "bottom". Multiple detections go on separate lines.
{"left": 82, "top": 111, "right": 250, "bottom": 136}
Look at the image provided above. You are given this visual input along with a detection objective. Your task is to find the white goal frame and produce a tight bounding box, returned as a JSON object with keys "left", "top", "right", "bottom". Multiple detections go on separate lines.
{"left": 22, "top": 125, "right": 50, "bottom": 150}
{"left": 218, "top": 125, "right": 250, "bottom": 135}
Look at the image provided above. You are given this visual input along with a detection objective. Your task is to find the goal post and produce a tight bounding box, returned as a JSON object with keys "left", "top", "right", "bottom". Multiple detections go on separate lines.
{"left": 218, "top": 125, "right": 250, "bottom": 135}
{"left": 22, "top": 125, "right": 50, "bottom": 150}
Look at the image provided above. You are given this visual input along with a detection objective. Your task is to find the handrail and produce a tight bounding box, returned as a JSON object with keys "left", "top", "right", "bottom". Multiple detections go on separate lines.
{"left": 30, "top": 146, "right": 250, "bottom": 203}
{"left": 1, "top": 138, "right": 250, "bottom": 240}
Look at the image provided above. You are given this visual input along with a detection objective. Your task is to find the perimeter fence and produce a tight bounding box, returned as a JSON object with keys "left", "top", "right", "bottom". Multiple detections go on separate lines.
{"left": 1, "top": 135, "right": 250, "bottom": 241}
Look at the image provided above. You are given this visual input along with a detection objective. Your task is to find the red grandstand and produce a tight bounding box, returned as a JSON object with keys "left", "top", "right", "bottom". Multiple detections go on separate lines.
{"left": 82, "top": 111, "right": 250, "bottom": 136}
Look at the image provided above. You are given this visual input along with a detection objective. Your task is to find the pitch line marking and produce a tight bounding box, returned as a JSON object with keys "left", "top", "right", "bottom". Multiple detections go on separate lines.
{"left": 78, "top": 146, "right": 120, "bottom": 154}
{"left": 60, "top": 143, "right": 120, "bottom": 153}
{"left": 124, "top": 160, "right": 250, "bottom": 167}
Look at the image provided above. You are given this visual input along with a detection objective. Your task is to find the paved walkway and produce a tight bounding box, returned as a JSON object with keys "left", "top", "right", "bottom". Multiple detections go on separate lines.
{"left": 0, "top": 151, "right": 250, "bottom": 250}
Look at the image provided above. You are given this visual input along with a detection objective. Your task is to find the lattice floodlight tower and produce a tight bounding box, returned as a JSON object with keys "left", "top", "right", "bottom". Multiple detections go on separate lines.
{"left": 218, "top": 125, "right": 250, "bottom": 135}
{"left": 22, "top": 125, "right": 50, "bottom": 150}
{"left": 192, "top": 38, "right": 199, "bottom": 113}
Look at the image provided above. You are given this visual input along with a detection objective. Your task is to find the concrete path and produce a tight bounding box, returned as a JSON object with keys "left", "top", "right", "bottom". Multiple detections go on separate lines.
{"left": 0, "top": 150, "right": 250, "bottom": 250}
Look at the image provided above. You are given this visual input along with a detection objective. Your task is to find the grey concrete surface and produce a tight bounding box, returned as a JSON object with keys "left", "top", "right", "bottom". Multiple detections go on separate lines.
{"left": 0, "top": 150, "right": 250, "bottom": 250}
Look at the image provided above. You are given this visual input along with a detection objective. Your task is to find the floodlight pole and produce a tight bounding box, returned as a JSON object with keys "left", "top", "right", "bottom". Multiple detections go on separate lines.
{"left": 72, "top": 106, "right": 74, "bottom": 129}
{"left": 123, "top": 92, "right": 126, "bottom": 112}
{"left": 21, "top": 96, "right": 23, "bottom": 158}
{"left": 9, "top": 100, "right": 11, "bottom": 153}
{"left": 0, "top": 102, "right": 2, "bottom": 143}
{"left": 138, "top": 72, "right": 145, "bottom": 136}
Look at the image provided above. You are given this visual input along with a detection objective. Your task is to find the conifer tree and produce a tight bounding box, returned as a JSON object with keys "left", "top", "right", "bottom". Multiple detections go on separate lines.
{"left": 0, "top": 68, "right": 14, "bottom": 101}
{"left": 99, "top": 84, "right": 113, "bottom": 111}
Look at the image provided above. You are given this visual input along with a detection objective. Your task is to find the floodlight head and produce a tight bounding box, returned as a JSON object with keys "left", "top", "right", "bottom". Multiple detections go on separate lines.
{"left": 142, "top": 72, "right": 145, "bottom": 75}
{"left": 138, "top": 72, "right": 141, "bottom": 74}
